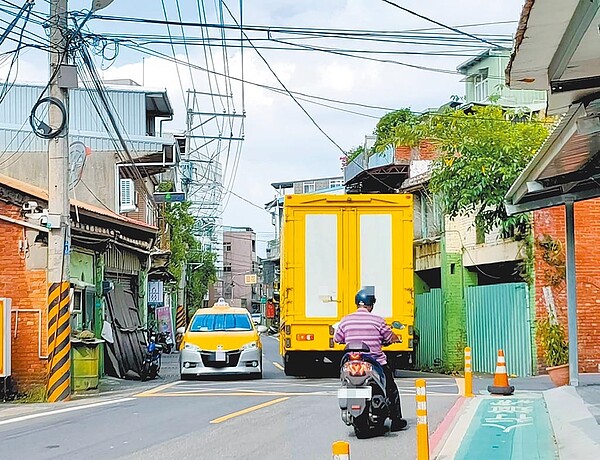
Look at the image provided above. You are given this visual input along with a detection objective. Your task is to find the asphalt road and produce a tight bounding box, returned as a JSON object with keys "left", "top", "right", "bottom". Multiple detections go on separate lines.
{"left": 0, "top": 335, "right": 459, "bottom": 460}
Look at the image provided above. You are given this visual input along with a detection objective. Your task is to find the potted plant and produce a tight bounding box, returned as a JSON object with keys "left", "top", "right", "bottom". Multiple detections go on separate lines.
{"left": 536, "top": 314, "right": 569, "bottom": 386}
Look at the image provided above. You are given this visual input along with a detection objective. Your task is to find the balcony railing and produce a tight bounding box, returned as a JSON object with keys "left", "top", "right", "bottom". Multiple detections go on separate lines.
{"left": 344, "top": 144, "right": 396, "bottom": 183}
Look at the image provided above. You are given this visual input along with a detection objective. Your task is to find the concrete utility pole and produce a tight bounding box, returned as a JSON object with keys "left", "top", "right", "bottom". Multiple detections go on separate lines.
{"left": 46, "top": 0, "right": 71, "bottom": 402}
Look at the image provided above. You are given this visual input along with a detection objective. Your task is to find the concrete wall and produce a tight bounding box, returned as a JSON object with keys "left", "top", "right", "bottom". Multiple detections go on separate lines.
{"left": 1, "top": 151, "right": 118, "bottom": 212}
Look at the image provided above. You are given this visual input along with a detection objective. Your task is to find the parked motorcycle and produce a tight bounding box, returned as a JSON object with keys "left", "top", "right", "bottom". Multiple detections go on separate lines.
{"left": 140, "top": 335, "right": 162, "bottom": 381}
{"left": 156, "top": 330, "right": 174, "bottom": 354}
{"left": 337, "top": 342, "right": 391, "bottom": 439}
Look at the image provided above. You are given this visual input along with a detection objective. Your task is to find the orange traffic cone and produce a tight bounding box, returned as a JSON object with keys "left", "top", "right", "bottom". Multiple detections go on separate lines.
{"left": 487, "top": 349, "right": 515, "bottom": 395}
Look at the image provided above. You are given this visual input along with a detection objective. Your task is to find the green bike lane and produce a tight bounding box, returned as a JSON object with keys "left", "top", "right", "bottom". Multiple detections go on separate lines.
{"left": 437, "top": 394, "right": 558, "bottom": 460}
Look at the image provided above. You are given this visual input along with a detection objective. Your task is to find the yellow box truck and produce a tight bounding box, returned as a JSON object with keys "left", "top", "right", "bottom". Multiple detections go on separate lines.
{"left": 279, "top": 194, "right": 414, "bottom": 376}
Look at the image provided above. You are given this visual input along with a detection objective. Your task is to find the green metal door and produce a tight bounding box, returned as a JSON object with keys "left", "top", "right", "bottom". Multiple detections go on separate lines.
{"left": 415, "top": 288, "right": 443, "bottom": 370}
{"left": 466, "top": 283, "right": 533, "bottom": 377}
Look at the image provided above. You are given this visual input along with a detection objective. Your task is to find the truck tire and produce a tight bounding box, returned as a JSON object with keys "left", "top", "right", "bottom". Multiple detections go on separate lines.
{"left": 284, "top": 353, "right": 301, "bottom": 376}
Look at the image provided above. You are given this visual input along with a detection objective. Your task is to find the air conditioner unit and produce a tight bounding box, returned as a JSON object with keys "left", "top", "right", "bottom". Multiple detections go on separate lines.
{"left": 119, "top": 178, "right": 137, "bottom": 213}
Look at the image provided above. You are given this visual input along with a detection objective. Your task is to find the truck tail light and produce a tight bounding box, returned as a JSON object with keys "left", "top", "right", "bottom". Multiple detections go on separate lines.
{"left": 296, "top": 333, "right": 314, "bottom": 341}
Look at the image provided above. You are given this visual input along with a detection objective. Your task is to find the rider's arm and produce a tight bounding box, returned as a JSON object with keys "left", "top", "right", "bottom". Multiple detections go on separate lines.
{"left": 379, "top": 320, "right": 400, "bottom": 344}
{"left": 333, "top": 321, "right": 346, "bottom": 344}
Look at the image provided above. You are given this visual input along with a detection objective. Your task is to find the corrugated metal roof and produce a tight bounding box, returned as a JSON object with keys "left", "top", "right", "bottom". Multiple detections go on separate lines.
{"left": 505, "top": 102, "right": 600, "bottom": 212}
{"left": 0, "top": 173, "right": 157, "bottom": 232}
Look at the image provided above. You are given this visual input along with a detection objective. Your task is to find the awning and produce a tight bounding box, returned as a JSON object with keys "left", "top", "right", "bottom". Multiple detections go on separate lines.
{"left": 505, "top": 101, "right": 600, "bottom": 214}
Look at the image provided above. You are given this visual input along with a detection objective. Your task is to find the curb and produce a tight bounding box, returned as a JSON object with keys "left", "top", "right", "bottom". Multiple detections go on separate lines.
{"left": 544, "top": 386, "right": 600, "bottom": 458}
{"left": 430, "top": 396, "right": 467, "bottom": 455}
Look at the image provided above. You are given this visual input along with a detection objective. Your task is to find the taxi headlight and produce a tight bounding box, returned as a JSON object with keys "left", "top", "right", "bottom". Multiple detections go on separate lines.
{"left": 241, "top": 341, "right": 258, "bottom": 350}
{"left": 184, "top": 343, "right": 201, "bottom": 352}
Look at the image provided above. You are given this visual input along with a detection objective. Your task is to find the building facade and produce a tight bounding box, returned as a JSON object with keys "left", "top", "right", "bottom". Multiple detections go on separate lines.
{"left": 222, "top": 227, "right": 258, "bottom": 310}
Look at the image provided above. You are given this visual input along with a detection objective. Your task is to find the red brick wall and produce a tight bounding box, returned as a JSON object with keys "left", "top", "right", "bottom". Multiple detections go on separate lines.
{"left": 0, "top": 202, "right": 48, "bottom": 391}
{"left": 533, "top": 198, "right": 600, "bottom": 373}
{"left": 395, "top": 141, "right": 439, "bottom": 162}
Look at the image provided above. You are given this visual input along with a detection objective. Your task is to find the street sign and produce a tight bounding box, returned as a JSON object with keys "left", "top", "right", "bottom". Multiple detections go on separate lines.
{"left": 153, "top": 192, "right": 186, "bottom": 203}
{"left": 244, "top": 274, "right": 257, "bottom": 285}
{"left": 148, "top": 281, "right": 164, "bottom": 305}
{"left": 260, "top": 296, "right": 267, "bottom": 304}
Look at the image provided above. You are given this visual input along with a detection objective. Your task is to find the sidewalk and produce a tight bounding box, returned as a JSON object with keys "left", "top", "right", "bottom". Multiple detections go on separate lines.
{"left": 433, "top": 374, "right": 600, "bottom": 459}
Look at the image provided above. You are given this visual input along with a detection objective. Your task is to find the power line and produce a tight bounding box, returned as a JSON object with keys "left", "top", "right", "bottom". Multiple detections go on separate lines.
{"left": 380, "top": 0, "right": 509, "bottom": 50}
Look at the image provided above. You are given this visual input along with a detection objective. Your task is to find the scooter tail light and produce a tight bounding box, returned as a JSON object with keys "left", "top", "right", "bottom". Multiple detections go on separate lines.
{"left": 348, "top": 352, "right": 362, "bottom": 361}
{"left": 343, "top": 361, "right": 373, "bottom": 377}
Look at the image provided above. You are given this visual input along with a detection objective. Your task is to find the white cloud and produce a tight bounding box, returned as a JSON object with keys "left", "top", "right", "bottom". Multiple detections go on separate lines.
{"left": 4, "top": 0, "right": 527, "bottom": 252}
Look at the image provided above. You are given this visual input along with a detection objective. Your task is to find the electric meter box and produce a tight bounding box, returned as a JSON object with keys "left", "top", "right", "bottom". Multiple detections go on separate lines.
{"left": 0, "top": 298, "right": 11, "bottom": 378}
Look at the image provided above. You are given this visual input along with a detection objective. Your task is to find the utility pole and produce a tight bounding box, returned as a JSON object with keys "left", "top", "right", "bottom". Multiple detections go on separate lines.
{"left": 46, "top": 0, "right": 71, "bottom": 402}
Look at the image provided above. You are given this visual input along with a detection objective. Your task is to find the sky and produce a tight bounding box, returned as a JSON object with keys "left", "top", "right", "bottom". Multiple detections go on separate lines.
{"left": 0, "top": 0, "right": 526, "bottom": 255}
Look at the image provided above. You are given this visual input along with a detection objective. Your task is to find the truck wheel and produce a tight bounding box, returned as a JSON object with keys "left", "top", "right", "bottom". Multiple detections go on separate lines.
{"left": 284, "top": 353, "right": 300, "bottom": 376}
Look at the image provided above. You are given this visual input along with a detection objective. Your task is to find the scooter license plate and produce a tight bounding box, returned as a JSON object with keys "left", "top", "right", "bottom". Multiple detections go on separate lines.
{"left": 338, "top": 387, "right": 372, "bottom": 400}
{"left": 215, "top": 351, "right": 226, "bottom": 362}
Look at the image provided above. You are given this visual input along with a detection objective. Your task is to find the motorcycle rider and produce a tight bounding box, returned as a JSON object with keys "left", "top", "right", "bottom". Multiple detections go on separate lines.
{"left": 334, "top": 286, "right": 408, "bottom": 432}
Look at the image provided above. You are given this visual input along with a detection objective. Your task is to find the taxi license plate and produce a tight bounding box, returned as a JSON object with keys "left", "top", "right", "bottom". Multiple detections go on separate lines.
{"left": 215, "top": 351, "right": 226, "bottom": 362}
{"left": 337, "top": 387, "right": 372, "bottom": 399}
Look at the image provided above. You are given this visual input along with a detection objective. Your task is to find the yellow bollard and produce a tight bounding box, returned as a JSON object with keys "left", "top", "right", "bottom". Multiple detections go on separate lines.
{"left": 464, "top": 346, "right": 474, "bottom": 397}
{"left": 332, "top": 440, "right": 350, "bottom": 460}
{"left": 416, "top": 379, "right": 430, "bottom": 460}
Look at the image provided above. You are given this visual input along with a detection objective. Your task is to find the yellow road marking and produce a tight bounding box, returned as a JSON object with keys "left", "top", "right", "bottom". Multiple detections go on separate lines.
{"left": 135, "top": 381, "right": 181, "bottom": 397}
{"left": 209, "top": 397, "right": 289, "bottom": 424}
{"left": 273, "top": 362, "right": 284, "bottom": 371}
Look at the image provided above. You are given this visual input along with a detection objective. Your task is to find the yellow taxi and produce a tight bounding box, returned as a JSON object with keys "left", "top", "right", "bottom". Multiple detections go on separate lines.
{"left": 179, "top": 298, "right": 268, "bottom": 379}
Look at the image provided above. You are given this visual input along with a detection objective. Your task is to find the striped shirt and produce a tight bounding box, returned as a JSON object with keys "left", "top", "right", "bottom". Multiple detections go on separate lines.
{"left": 334, "top": 307, "right": 394, "bottom": 365}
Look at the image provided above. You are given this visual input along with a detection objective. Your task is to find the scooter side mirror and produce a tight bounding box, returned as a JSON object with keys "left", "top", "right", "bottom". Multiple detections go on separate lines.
{"left": 257, "top": 325, "right": 268, "bottom": 334}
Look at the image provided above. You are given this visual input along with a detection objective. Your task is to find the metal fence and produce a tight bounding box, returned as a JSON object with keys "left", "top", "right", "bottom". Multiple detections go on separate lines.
{"left": 415, "top": 288, "right": 443, "bottom": 370}
{"left": 466, "top": 282, "right": 533, "bottom": 377}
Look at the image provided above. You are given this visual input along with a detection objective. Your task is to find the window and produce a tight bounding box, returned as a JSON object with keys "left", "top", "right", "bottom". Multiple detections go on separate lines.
{"left": 414, "top": 191, "right": 442, "bottom": 240}
{"left": 189, "top": 314, "right": 252, "bottom": 332}
{"left": 223, "top": 242, "right": 232, "bottom": 252}
{"left": 302, "top": 182, "right": 315, "bottom": 193}
{"left": 119, "top": 178, "right": 137, "bottom": 213}
{"left": 251, "top": 240, "right": 256, "bottom": 253}
{"left": 329, "top": 179, "right": 344, "bottom": 188}
{"left": 473, "top": 72, "right": 489, "bottom": 102}
{"left": 223, "top": 265, "right": 232, "bottom": 272}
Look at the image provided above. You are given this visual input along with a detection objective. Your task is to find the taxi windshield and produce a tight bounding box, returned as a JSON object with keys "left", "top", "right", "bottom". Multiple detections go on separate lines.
{"left": 189, "top": 313, "right": 252, "bottom": 332}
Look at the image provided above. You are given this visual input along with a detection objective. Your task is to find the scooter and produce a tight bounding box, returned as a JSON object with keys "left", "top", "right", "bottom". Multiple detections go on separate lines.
{"left": 337, "top": 342, "right": 391, "bottom": 439}
{"left": 156, "top": 330, "right": 174, "bottom": 354}
{"left": 140, "top": 335, "right": 162, "bottom": 381}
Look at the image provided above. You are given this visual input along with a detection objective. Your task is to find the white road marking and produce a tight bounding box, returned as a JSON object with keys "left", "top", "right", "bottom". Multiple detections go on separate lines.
{"left": 272, "top": 362, "right": 284, "bottom": 371}
{"left": 0, "top": 398, "right": 135, "bottom": 427}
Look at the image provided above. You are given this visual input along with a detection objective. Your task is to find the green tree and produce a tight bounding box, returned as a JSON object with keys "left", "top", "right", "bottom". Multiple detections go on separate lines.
{"left": 159, "top": 182, "right": 216, "bottom": 312}
{"left": 389, "top": 105, "right": 552, "bottom": 232}
{"left": 373, "top": 108, "right": 419, "bottom": 152}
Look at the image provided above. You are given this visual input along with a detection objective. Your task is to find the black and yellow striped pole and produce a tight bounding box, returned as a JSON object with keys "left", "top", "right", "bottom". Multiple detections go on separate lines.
{"left": 176, "top": 303, "right": 186, "bottom": 331}
{"left": 47, "top": 282, "right": 71, "bottom": 402}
